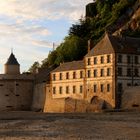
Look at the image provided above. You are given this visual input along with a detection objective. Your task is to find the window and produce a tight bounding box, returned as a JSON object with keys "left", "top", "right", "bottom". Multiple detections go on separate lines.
{"left": 134, "top": 83, "right": 138, "bottom": 86}
{"left": 52, "top": 74, "right": 56, "bottom": 81}
{"left": 127, "top": 83, "right": 131, "bottom": 86}
{"left": 93, "top": 69, "right": 97, "bottom": 77}
{"left": 134, "top": 68, "right": 139, "bottom": 77}
{"left": 66, "top": 86, "right": 69, "bottom": 94}
{"left": 73, "top": 72, "right": 76, "bottom": 79}
{"left": 135, "top": 56, "right": 139, "bottom": 64}
{"left": 127, "top": 68, "right": 132, "bottom": 77}
{"left": 118, "top": 55, "right": 122, "bottom": 63}
{"left": 107, "top": 68, "right": 111, "bottom": 76}
{"left": 107, "top": 84, "right": 110, "bottom": 92}
{"left": 118, "top": 83, "right": 122, "bottom": 92}
{"left": 59, "top": 86, "right": 62, "bottom": 94}
{"left": 101, "top": 84, "right": 104, "bottom": 92}
{"left": 118, "top": 67, "right": 122, "bottom": 76}
{"left": 66, "top": 72, "right": 69, "bottom": 79}
{"left": 100, "top": 69, "right": 104, "bottom": 77}
{"left": 127, "top": 55, "right": 131, "bottom": 64}
{"left": 80, "top": 71, "right": 83, "bottom": 78}
{"left": 0, "top": 84, "right": 4, "bottom": 87}
{"left": 87, "top": 70, "right": 91, "bottom": 78}
{"left": 100, "top": 56, "right": 104, "bottom": 64}
{"left": 94, "top": 57, "right": 97, "bottom": 64}
{"left": 80, "top": 85, "right": 83, "bottom": 93}
{"left": 73, "top": 86, "right": 76, "bottom": 94}
{"left": 53, "top": 87, "right": 56, "bottom": 94}
{"left": 107, "top": 55, "right": 111, "bottom": 63}
{"left": 87, "top": 58, "right": 91, "bottom": 65}
{"left": 60, "top": 73, "right": 62, "bottom": 80}
{"left": 93, "top": 84, "right": 97, "bottom": 93}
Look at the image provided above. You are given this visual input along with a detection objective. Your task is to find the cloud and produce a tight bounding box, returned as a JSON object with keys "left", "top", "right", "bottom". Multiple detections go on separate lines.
{"left": 0, "top": 0, "right": 92, "bottom": 21}
{"left": 0, "top": 0, "right": 92, "bottom": 72}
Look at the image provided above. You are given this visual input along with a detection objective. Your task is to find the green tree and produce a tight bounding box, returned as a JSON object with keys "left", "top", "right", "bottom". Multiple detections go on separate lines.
{"left": 28, "top": 61, "right": 40, "bottom": 73}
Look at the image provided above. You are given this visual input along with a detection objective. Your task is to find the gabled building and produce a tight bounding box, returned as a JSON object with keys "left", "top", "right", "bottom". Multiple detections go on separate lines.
{"left": 49, "top": 33, "right": 140, "bottom": 111}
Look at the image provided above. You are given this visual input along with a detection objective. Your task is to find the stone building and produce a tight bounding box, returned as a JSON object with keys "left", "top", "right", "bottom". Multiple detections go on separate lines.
{"left": 0, "top": 52, "right": 34, "bottom": 111}
{"left": 0, "top": 33, "right": 140, "bottom": 112}
{"left": 48, "top": 33, "right": 140, "bottom": 112}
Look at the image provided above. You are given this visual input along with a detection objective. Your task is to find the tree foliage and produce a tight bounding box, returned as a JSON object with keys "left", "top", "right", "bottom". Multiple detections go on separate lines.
{"left": 29, "top": 0, "right": 138, "bottom": 70}
{"left": 28, "top": 61, "right": 40, "bottom": 73}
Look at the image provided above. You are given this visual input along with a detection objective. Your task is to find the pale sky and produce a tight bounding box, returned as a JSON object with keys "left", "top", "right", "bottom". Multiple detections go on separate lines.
{"left": 0, "top": 0, "right": 93, "bottom": 73}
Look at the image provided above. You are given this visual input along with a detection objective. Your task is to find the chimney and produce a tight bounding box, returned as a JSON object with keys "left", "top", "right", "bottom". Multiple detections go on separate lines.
{"left": 88, "top": 39, "right": 93, "bottom": 53}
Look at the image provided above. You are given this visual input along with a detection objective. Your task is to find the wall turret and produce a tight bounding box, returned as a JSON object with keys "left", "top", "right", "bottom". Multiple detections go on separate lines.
{"left": 4, "top": 52, "right": 20, "bottom": 74}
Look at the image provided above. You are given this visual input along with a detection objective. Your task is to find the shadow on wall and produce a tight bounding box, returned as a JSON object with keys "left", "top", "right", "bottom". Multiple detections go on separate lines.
{"left": 86, "top": 96, "right": 112, "bottom": 112}
{"left": 64, "top": 96, "right": 112, "bottom": 113}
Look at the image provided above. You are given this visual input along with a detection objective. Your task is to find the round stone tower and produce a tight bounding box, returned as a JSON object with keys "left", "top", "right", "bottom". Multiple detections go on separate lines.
{"left": 4, "top": 52, "right": 20, "bottom": 74}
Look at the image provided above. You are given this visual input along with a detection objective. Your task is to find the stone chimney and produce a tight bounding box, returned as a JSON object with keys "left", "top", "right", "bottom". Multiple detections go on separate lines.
{"left": 88, "top": 39, "right": 93, "bottom": 53}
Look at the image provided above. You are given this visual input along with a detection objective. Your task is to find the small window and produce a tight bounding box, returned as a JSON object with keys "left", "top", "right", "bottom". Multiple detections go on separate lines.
{"left": 60, "top": 73, "right": 62, "bottom": 80}
{"left": 66, "top": 72, "right": 69, "bottom": 79}
{"left": 53, "top": 87, "right": 56, "bottom": 94}
{"left": 93, "top": 85, "right": 97, "bottom": 93}
{"left": 94, "top": 57, "right": 97, "bottom": 64}
{"left": 101, "top": 84, "right": 104, "bottom": 92}
{"left": 59, "top": 86, "right": 62, "bottom": 94}
{"left": 118, "top": 55, "right": 122, "bottom": 63}
{"left": 87, "top": 70, "right": 91, "bottom": 78}
{"left": 6, "top": 106, "right": 13, "bottom": 108}
{"left": 134, "top": 68, "right": 139, "bottom": 77}
{"left": 132, "top": 104, "right": 139, "bottom": 107}
{"left": 127, "top": 55, "right": 131, "bottom": 64}
{"left": 135, "top": 56, "right": 139, "bottom": 64}
{"left": 5, "top": 94, "right": 9, "bottom": 96}
{"left": 93, "top": 69, "right": 97, "bottom": 77}
{"left": 134, "top": 83, "right": 138, "bottom": 86}
{"left": 52, "top": 74, "right": 56, "bottom": 81}
{"left": 73, "top": 72, "right": 76, "bottom": 79}
{"left": 107, "top": 84, "right": 110, "bottom": 92}
{"left": 66, "top": 86, "right": 69, "bottom": 94}
{"left": 118, "top": 67, "right": 122, "bottom": 76}
{"left": 16, "top": 83, "right": 19, "bottom": 86}
{"left": 16, "top": 94, "right": 20, "bottom": 96}
{"left": 107, "top": 68, "right": 111, "bottom": 76}
{"left": 100, "top": 69, "right": 104, "bottom": 77}
{"left": 127, "top": 68, "right": 132, "bottom": 77}
{"left": 100, "top": 56, "right": 104, "bottom": 64}
{"left": 80, "top": 71, "right": 83, "bottom": 78}
{"left": 107, "top": 55, "right": 111, "bottom": 63}
{"left": 80, "top": 85, "right": 83, "bottom": 93}
{"left": 118, "top": 83, "right": 122, "bottom": 92}
{"left": 0, "top": 84, "right": 4, "bottom": 87}
{"left": 127, "top": 83, "right": 131, "bottom": 86}
{"left": 73, "top": 86, "right": 76, "bottom": 94}
{"left": 87, "top": 58, "right": 91, "bottom": 65}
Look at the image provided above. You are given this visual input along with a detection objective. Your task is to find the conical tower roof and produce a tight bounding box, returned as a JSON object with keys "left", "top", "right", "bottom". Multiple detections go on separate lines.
{"left": 5, "top": 53, "right": 19, "bottom": 65}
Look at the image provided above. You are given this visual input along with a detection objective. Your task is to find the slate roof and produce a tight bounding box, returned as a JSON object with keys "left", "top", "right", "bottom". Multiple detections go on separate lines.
{"left": 5, "top": 53, "right": 19, "bottom": 65}
{"left": 85, "top": 33, "right": 140, "bottom": 57}
{"left": 52, "top": 61, "right": 84, "bottom": 73}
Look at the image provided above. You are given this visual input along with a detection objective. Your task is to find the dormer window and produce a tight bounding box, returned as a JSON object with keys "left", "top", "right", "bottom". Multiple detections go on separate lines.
{"left": 53, "top": 74, "right": 56, "bottom": 81}
{"left": 87, "top": 58, "right": 91, "bottom": 65}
